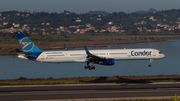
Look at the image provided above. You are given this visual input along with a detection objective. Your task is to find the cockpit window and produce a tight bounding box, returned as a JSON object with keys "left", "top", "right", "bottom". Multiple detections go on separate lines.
{"left": 159, "top": 52, "right": 162, "bottom": 54}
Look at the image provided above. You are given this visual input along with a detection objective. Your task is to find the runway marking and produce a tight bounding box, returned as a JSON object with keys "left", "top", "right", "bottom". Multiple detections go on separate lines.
{"left": 157, "top": 88, "right": 180, "bottom": 90}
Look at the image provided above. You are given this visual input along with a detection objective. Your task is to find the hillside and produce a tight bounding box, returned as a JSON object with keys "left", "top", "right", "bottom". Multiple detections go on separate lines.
{"left": 87, "top": 10, "right": 109, "bottom": 15}
{"left": 1, "top": 9, "right": 180, "bottom": 35}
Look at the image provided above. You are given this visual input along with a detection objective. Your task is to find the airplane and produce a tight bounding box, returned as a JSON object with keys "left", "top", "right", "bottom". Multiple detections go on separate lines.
{"left": 15, "top": 32, "right": 165, "bottom": 70}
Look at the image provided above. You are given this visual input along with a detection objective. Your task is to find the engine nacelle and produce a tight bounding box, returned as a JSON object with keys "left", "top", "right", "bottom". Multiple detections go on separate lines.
{"left": 99, "top": 58, "right": 115, "bottom": 65}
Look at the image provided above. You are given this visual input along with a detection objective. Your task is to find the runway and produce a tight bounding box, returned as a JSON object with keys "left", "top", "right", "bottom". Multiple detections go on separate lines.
{"left": 0, "top": 82, "right": 180, "bottom": 101}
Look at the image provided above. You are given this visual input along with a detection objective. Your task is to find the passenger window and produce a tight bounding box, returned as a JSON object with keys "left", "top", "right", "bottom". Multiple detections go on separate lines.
{"left": 100, "top": 53, "right": 105, "bottom": 55}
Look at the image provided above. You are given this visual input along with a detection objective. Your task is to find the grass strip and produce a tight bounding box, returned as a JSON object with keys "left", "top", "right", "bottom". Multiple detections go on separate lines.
{"left": 89, "top": 98, "right": 177, "bottom": 101}
{"left": 1, "top": 75, "right": 180, "bottom": 85}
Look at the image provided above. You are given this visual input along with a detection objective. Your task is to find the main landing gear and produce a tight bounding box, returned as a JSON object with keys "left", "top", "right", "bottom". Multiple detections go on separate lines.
{"left": 84, "top": 65, "right": 95, "bottom": 70}
{"left": 84, "top": 62, "right": 95, "bottom": 70}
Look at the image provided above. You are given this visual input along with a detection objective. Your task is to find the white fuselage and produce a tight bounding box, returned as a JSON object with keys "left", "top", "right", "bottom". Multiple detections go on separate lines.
{"left": 30, "top": 48, "right": 165, "bottom": 63}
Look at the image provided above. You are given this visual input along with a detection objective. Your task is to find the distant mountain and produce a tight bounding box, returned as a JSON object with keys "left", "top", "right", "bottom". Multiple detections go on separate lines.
{"left": 134, "top": 8, "right": 158, "bottom": 13}
{"left": 88, "top": 10, "right": 109, "bottom": 15}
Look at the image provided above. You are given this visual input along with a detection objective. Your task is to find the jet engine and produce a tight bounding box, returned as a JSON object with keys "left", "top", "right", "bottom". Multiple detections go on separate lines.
{"left": 99, "top": 58, "right": 115, "bottom": 65}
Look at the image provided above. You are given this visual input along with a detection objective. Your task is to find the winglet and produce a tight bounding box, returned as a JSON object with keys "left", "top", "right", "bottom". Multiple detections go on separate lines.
{"left": 84, "top": 45, "right": 90, "bottom": 54}
{"left": 64, "top": 44, "right": 68, "bottom": 51}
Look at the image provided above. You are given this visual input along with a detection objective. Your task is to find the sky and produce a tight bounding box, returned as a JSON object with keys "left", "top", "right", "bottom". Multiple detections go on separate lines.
{"left": 0, "top": 0, "right": 180, "bottom": 14}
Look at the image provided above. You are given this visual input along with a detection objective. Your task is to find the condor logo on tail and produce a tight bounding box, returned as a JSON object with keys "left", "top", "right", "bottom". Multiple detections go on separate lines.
{"left": 20, "top": 37, "right": 34, "bottom": 52}
{"left": 22, "top": 42, "right": 32, "bottom": 48}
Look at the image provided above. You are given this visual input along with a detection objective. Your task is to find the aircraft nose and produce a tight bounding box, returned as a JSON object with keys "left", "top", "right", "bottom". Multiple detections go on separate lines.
{"left": 162, "top": 54, "right": 165, "bottom": 58}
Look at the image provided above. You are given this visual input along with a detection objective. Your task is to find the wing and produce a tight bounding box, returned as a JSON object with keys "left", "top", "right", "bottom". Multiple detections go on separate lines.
{"left": 84, "top": 45, "right": 114, "bottom": 65}
{"left": 84, "top": 45, "right": 103, "bottom": 62}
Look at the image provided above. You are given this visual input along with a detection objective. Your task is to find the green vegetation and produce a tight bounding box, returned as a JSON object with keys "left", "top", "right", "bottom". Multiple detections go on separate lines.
{"left": 18, "top": 76, "right": 27, "bottom": 80}
{"left": 0, "top": 34, "right": 180, "bottom": 55}
{"left": 0, "top": 33, "right": 18, "bottom": 42}
{"left": 1, "top": 32, "right": 180, "bottom": 42}
{"left": 29, "top": 35, "right": 88, "bottom": 41}
{"left": 89, "top": 98, "right": 177, "bottom": 101}
{"left": 0, "top": 47, "right": 22, "bottom": 55}
{"left": 90, "top": 99, "right": 176, "bottom": 101}
{"left": 1, "top": 75, "right": 180, "bottom": 85}
{"left": 90, "top": 95, "right": 179, "bottom": 101}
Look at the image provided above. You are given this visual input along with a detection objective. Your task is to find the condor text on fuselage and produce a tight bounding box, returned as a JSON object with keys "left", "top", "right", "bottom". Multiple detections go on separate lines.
{"left": 131, "top": 50, "right": 152, "bottom": 56}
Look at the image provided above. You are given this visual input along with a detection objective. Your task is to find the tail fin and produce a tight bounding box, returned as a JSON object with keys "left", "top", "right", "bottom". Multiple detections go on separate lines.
{"left": 15, "top": 32, "right": 42, "bottom": 58}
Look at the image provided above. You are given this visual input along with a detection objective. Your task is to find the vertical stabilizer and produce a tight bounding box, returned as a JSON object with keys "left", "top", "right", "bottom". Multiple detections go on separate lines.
{"left": 15, "top": 32, "right": 42, "bottom": 58}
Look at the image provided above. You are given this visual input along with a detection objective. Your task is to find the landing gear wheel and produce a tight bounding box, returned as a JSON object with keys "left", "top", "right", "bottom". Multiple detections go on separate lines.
{"left": 148, "top": 64, "right": 151, "bottom": 67}
{"left": 89, "top": 67, "right": 92, "bottom": 70}
{"left": 84, "top": 66, "right": 88, "bottom": 69}
{"left": 92, "top": 66, "right": 95, "bottom": 70}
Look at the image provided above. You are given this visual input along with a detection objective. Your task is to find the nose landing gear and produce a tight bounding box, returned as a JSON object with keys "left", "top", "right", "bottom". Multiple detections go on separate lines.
{"left": 148, "top": 59, "right": 153, "bottom": 67}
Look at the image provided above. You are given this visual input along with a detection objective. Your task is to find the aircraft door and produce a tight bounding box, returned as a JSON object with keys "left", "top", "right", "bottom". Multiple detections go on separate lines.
{"left": 152, "top": 51, "right": 156, "bottom": 56}
{"left": 128, "top": 52, "right": 131, "bottom": 57}
{"left": 41, "top": 53, "right": 45, "bottom": 60}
